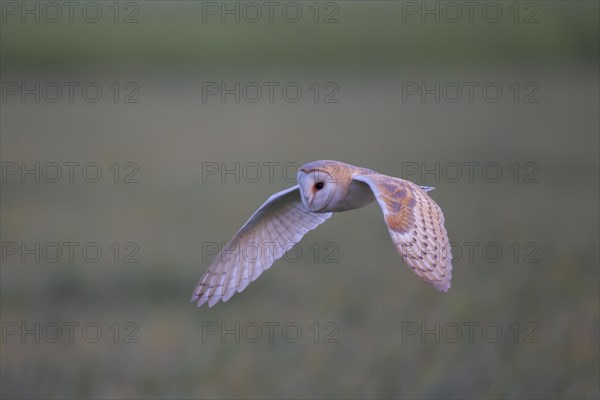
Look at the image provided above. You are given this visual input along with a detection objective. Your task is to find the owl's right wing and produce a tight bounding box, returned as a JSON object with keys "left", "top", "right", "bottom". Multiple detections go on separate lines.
{"left": 191, "top": 186, "right": 332, "bottom": 307}
{"left": 353, "top": 173, "right": 452, "bottom": 292}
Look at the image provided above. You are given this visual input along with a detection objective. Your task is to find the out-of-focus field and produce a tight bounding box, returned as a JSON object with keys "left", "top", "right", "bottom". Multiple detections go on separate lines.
{"left": 1, "top": 2, "right": 598, "bottom": 399}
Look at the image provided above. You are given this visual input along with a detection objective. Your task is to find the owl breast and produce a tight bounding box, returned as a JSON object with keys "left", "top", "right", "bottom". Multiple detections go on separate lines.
{"left": 325, "top": 179, "right": 375, "bottom": 212}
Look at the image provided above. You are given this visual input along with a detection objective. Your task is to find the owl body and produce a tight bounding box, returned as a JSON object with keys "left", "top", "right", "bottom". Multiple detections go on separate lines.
{"left": 192, "top": 160, "right": 453, "bottom": 308}
{"left": 328, "top": 179, "right": 376, "bottom": 212}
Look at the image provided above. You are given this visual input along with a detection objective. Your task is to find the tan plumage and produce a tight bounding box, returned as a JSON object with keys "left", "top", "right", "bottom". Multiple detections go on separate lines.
{"left": 191, "top": 160, "right": 452, "bottom": 307}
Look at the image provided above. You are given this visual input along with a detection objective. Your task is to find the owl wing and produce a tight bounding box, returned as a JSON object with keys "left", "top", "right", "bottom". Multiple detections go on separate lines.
{"left": 191, "top": 185, "right": 332, "bottom": 307}
{"left": 353, "top": 173, "right": 452, "bottom": 292}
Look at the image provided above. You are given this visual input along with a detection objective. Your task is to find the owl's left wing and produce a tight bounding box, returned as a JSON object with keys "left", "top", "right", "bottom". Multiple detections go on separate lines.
{"left": 191, "top": 186, "right": 332, "bottom": 307}
{"left": 353, "top": 173, "right": 452, "bottom": 292}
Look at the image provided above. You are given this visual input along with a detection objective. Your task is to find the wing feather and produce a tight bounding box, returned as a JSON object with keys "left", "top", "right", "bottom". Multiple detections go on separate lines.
{"left": 191, "top": 186, "right": 332, "bottom": 307}
{"left": 353, "top": 174, "right": 453, "bottom": 292}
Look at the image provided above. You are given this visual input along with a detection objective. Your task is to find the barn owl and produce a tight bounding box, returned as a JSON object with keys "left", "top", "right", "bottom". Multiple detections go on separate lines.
{"left": 191, "top": 160, "right": 452, "bottom": 307}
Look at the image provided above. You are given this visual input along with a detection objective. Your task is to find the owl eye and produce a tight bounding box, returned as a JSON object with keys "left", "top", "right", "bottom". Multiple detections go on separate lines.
{"left": 314, "top": 182, "right": 324, "bottom": 190}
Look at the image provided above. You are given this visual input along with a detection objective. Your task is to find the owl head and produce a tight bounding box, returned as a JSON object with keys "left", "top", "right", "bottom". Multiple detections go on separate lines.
{"left": 297, "top": 160, "right": 349, "bottom": 212}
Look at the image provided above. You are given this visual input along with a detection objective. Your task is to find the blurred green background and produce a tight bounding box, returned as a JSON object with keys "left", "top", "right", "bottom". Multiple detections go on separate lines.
{"left": 1, "top": 1, "right": 598, "bottom": 398}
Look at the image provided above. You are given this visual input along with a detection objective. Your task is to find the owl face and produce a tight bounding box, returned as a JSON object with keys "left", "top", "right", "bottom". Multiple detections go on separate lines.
{"left": 297, "top": 168, "right": 337, "bottom": 212}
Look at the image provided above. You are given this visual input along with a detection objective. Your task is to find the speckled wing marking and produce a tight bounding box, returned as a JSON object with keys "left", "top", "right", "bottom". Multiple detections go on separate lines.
{"left": 191, "top": 186, "right": 332, "bottom": 307}
{"left": 353, "top": 174, "right": 452, "bottom": 292}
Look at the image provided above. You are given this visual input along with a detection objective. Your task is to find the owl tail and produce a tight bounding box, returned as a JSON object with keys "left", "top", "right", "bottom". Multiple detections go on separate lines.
{"left": 420, "top": 186, "right": 435, "bottom": 192}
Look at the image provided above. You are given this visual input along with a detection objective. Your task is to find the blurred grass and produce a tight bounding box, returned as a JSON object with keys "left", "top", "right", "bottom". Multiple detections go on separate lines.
{"left": 2, "top": 70, "right": 598, "bottom": 398}
{"left": 1, "top": 1, "right": 598, "bottom": 70}
{"left": 1, "top": 1, "right": 599, "bottom": 399}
